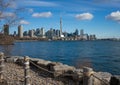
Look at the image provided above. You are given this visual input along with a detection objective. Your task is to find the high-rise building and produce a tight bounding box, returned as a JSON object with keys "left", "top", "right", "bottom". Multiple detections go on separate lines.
{"left": 83, "top": 34, "right": 89, "bottom": 40}
{"left": 18, "top": 25, "right": 23, "bottom": 38}
{"left": 90, "top": 34, "right": 96, "bottom": 40}
{"left": 13, "top": 31, "right": 17, "bottom": 36}
{"left": 80, "top": 29, "right": 84, "bottom": 39}
{"left": 4, "top": 24, "right": 9, "bottom": 35}
{"left": 80, "top": 29, "right": 84, "bottom": 36}
{"left": 56, "top": 30, "right": 60, "bottom": 37}
{"left": 40, "top": 27, "right": 45, "bottom": 37}
{"left": 74, "top": 29, "right": 79, "bottom": 36}
{"left": 23, "top": 31, "right": 28, "bottom": 36}
{"left": 29, "top": 30, "right": 34, "bottom": 37}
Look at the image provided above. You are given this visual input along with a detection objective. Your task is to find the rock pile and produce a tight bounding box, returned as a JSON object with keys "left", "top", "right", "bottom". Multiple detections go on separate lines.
{"left": 3, "top": 56, "right": 120, "bottom": 85}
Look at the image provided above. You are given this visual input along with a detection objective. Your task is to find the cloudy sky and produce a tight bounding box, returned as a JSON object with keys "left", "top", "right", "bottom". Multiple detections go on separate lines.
{"left": 2, "top": 0, "right": 120, "bottom": 38}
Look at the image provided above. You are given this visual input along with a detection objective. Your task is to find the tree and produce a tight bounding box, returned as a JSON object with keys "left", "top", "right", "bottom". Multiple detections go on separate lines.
{"left": 0, "top": 0, "right": 24, "bottom": 44}
{"left": 0, "top": 0, "right": 24, "bottom": 32}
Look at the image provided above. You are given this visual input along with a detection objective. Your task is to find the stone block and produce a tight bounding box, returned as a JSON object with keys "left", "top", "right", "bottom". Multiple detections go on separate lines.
{"left": 110, "top": 75, "right": 120, "bottom": 85}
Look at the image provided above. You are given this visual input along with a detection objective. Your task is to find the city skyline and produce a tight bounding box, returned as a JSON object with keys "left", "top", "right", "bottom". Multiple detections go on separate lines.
{"left": 1, "top": 0, "right": 120, "bottom": 38}
{"left": 15, "top": 24, "right": 96, "bottom": 40}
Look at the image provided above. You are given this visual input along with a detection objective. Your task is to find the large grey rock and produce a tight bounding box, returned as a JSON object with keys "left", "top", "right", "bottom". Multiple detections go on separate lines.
{"left": 37, "top": 59, "right": 51, "bottom": 66}
{"left": 5, "top": 57, "right": 18, "bottom": 63}
{"left": 91, "top": 72, "right": 112, "bottom": 85}
{"left": 15, "top": 57, "right": 24, "bottom": 65}
{"left": 110, "top": 75, "right": 120, "bottom": 85}
{"left": 72, "top": 69, "right": 83, "bottom": 81}
{"left": 97, "top": 72, "right": 112, "bottom": 82}
{"left": 30, "top": 58, "right": 39, "bottom": 61}
{"left": 52, "top": 64, "right": 75, "bottom": 77}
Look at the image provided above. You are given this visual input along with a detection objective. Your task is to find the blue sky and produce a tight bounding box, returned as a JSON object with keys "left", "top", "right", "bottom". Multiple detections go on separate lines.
{"left": 2, "top": 0, "right": 120, "bottom": 38}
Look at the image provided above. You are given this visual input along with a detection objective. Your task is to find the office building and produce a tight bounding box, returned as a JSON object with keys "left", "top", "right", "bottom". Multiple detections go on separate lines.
{"left": 18, "top": 25, "right": 23, "bottom": 38}
{"left": 29, "top": 30, "right": 34, "bottom": 37}
{"left": 80, "top": 29, "right": 84, "bottom": 36}
{"left": 74, "top": 29, "right": 79, "bottom": 36}
{"left": 90, "top": 35, "right": 96, "bottom": 40}
{"left": 40, "top": 27, "right": 45, "bottom": 37}
{"left": 4, "top": 24, "right": 9, "bottom": 35}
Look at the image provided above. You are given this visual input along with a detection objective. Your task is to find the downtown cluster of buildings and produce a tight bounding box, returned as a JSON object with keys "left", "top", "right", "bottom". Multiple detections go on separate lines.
{"left": 14, "top": 25, "right": 96, "bottom": 40}
{"left": 2, "top": 18, "right": 97, "bottom": 40}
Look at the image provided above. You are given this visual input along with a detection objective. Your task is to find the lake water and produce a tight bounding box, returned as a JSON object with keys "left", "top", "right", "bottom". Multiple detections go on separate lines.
{"left": 0, "top": 40, "right": 120, "bottom": 75}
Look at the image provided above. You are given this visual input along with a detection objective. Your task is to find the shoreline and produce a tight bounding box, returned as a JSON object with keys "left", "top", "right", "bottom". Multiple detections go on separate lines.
{"left": 14, "top": 39, "right": 120, "bottom": 42}
{"left": 4, "top": 56, "right": 120, "bottom": 85}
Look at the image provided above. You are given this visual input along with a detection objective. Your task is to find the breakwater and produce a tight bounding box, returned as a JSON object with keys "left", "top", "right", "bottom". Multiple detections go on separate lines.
{"left": 0, "top": 52, "right": 120, "bottom": 85}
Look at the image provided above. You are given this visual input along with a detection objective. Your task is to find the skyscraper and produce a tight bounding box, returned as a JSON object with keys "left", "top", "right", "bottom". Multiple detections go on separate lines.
{"left": 80, "top": 29, "right": 84, "bottom": 39}
{"left": 4, "top": 24, "right": 9, "bottom": 35}
{"left": 18, "top": 25, "right": 23, "bottom": 38}
{"left": 80, "top": 29, "right": 84, "bottom": 36}
{"left": 40, "top": 27, "right": 45, "bottom": 37}
{"left": 29, "top": 30, "right": 34, "bottom": 37}
{"left": 74, "top": 29, "right": 79, "bottom": 36}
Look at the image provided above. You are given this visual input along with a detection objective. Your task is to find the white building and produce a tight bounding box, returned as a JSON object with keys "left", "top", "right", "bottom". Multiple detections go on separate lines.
{"left": 40, "top": 27, "right": 45, "bottom": 37}
{"left": 18, "top": 25, "right": 23, "bottom": 38}
{"left": 29, "top": 30, "right": 34, "bottom": 37}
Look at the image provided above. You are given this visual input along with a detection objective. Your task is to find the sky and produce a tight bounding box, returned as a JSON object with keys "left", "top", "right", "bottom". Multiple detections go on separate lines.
{"left": 1, "top": 0, "right": 120, "bottom": 38}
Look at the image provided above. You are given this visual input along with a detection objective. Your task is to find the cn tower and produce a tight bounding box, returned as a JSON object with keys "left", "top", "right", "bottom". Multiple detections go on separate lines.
{"left": 60, "top": 17, "right": 62, "bottom": 37}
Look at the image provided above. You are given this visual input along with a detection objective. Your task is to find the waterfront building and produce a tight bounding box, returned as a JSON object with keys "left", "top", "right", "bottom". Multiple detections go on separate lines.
{"left": 56, "top": 29, "right": 60, "bottom": 37}
{"left": 23, "top": 31, "right": 28, "bottom": 36}
{"left": 80, "top": 29, "right": 84, "bottom": 38}
{"left": 74, "top": 29, "right": 79, "bottom": 36}
{"left": 63, "top": 32, "right": 68, "bottom": 38}
{"left": 13, "top": 31, "right": 17, "bottom": 36}
{"left": 80, "top": 29, "right": 84, "bottom": 36}
{"left": 4, "top": 24, "right": 9, "bottom": 35}
{"left": 18, "top": 25, "right": 23, "bottom": 38}
{"left": 45, "top": 30, "right": 52, "bottom": 39}
{"left": 89, "top": 34, "right": 96, "bottom": 40}
{"left": 40, "top": 27, "right": 45, "bottom": 37}
{"left": 83, "top": 34, "right": 89, "bottom": 40}
{"left": 35, "top": 28, "right": 40, "bottom": 36}
{"left": 29, "top": 30, "right": 34, "bottom": 37}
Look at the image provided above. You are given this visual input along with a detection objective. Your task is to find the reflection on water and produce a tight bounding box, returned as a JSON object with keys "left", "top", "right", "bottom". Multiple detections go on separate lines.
{"left": 74, "top": 58, "right": 92, "bottom": 69}
{"left": 0, "top": 40, "right": 120, "bottom": 75}
{"left": 0, "top": 45, "right": 14, "bottom": 56}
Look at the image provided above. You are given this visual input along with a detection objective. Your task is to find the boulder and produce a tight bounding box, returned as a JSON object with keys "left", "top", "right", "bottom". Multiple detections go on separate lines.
{"left": 30, "top": 58, "right": 41, "bottom": 63}
{"left": 110, "top": 75, "right": 120, "bottom": 85}
{"left": 52, "top": 64, "right": 75, "bottom": 77}
{"left": 15, "top": 57, "right": 24, "bottom": 65}
{"left": 5, "top": 57, "right": 18, "bottom": 63}
{"left": 72, "top": 69, "right": 83, "bottom": 81}
{"left": 37, "top": 59, "right": 51, "bottom": 66}
{"left": 97, "top": 72, "right": 112, "bottom": 82}
{"left": 91, "top": 72, "right": 112, "bottom": 85}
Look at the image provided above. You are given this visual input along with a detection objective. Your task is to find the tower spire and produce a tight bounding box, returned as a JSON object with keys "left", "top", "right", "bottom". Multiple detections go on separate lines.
{"left": 60, "top": 17, "right": 62, "bottom": 37}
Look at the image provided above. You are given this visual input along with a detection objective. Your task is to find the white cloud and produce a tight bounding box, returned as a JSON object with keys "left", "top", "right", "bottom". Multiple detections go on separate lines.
{"left": 19, "top": 1, "right": 58, "bottom": 7}
{"left": 5, "top": 12, "right": 15, "bottom": 17}
{"left": 9, "top": 1, "right": 17, "bottom": 8}
{"left": 75, "top": 13, "right": 94, "bottom": 20}
{"left": 19, "top": 20, "right": 30, "bottom": 25}
{"left": 32, "top": 12, "right": 52, "bottom": 18}
{"left": 28, "top": 8, "right": 34, "bottom": 13}
{"left": 0, "top": 12, "right": 16, "bottom": 18}
{"left": 106, "top": 11, "right": 120, "bottom": 23}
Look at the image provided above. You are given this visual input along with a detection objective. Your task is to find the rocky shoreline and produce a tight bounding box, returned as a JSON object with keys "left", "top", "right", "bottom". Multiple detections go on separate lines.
{"left": 1, "top": 56, "right": 120, "bottom": 85}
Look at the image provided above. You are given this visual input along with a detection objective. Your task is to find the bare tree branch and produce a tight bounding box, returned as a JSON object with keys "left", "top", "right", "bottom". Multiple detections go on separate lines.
{"left": 0, "top": 0, "right": 25, "bottom": 32}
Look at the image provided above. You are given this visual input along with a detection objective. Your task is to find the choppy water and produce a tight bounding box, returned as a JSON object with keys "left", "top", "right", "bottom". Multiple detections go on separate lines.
{"left": 0, "top": 40, "right": 120, "bottom": 75}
